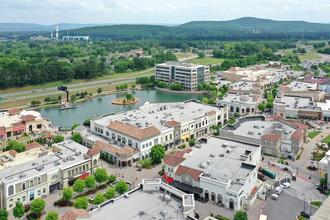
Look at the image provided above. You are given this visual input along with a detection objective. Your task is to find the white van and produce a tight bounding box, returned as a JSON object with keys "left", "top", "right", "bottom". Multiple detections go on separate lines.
{"left": 280, "top": 182, "right": 290, "bottom": 189}
{"left": 275, "top": 186, "right": 283, "bottom": 195}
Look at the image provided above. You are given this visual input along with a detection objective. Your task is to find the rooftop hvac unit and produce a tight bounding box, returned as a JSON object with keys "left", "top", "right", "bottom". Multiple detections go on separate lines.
{"left": 138, "top": 210, "right": 144, "bottom": 216}
{"left": 160, "top": 209, "right": 166, "bottom": 217}
{"left": 165, "top": 195, "right": 171, "bottom": 201}
{"left": 200, "top": 162, "right": 207, "bottom": 168}
{"left": 159, "top": 194, "right": 165, "bottom": 200}
{"left": 207, "top": 159, "right": 212, "bottom": 165}
{"left": 209, "top": 154, "right": 215, "bottom": 158}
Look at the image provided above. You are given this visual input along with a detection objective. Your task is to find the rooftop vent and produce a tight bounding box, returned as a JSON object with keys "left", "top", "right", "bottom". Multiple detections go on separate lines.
{"left": 200, "top": 162, "right": 207, "bottom": 169}
{"left": 209, "top": 154, "right": 215, "bottom": 158}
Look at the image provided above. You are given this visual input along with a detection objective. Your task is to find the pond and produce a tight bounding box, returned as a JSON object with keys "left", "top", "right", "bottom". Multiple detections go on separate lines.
{"left": 37, "top": 89, "right": 206, "bottom": 127}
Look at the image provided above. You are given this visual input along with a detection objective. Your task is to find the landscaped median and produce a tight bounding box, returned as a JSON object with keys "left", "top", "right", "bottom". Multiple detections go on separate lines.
{"left": 307, "top": 131, "right": 321, "bottom": 139}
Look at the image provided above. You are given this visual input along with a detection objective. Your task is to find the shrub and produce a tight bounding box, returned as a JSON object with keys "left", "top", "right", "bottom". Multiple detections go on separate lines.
{"left": 115, "top": 180, "right": 129, "bottom": 194}
{"left": 24, "top": 204, "right": 31, "bottom": 213}
{"left": 54, "top": 199, "right": 73, "bottom": 207}
{"left": 74, "top": 197, "right": 89, "bottom": 210}
{"left": 105, "top": 188, "right": 116, "bottom": 200}
{"left": 93, "top": 192, "right": 105, "bottom": 204}
{"left": 189, "top": 138, "right": 197, "bottom": 147}
{"left": 108, "top": 174, "right": 116, "bottom": 183}
{"left": 178, "top": 144, "right": 186, "bottom": 149}
{"left": 158, "top": 169, "right": 164, "bottom": 176}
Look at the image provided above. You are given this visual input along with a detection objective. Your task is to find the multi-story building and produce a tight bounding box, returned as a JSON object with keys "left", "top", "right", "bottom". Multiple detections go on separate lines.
{"left": 278, "top": 81, "right": 325, "bottom": 102}
{"left": 162, "top": 136, "right": 261, "bottom": 210}
{"left": 155, "top": 62, "right": 210, "bottom": 90}
{"left": 220, "top": 115, "right": 308, "bottom": 159}
{"left": 84, "top": 100, "right": 228, "bottom": 166}
{"left": 273, "top": 94, "right": 322, "bottom": 120}
{"left": 216, "top": 93, "right": 260, "bottom": 117}
{"left": 0, "top": 140, "right": 100, "bottom": 210}
{"left": 0, "top": 109, "right": 47, "bottom": 141}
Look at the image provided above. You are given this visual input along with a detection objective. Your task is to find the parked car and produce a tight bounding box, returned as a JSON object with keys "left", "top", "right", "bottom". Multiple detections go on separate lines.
{"left": 258, "top": 172, "right": 267, "bottom": 181}
{"left": 300, "top": 211, "right": 310, "bottom": 218}
{"left": 275, "top": 186, "right": 283, "bottom": 195}
{"left": 271, "top": 194, "right": 279, "bottom": 200}
{"left": 280, "top": 182, "right": 290, "bottom": 189}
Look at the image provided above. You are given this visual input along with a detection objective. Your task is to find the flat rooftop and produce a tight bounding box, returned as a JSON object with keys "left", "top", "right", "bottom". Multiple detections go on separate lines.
{"left": 91, "top": 189, "right": 185, "bottom": 220}
{"left": 231, "top": 119, "right": 296, "bottom": 139}
{"left": 275, "top": 96, "right": 318, "bottom": 110}
{"left": 286, "top": 81, "right": 317, "bottom": 91}
{"left": 183, "top": 137, "right": 258, "bottom": 190}
{"left": 0, "top": 115, "right": 23, "bottom": 128}
{"left": 231, "top": 81, "right": 255, "bottom": 90}
{"left": 220, "top": 93, "right": 256, "bottom": 105}
{"left": 94, "top": 100, "right": 221, "bottom": 132}
{"left": 157, "top": 61, "right": 204, "bottom": 68}
{"left": 0, "top": 140, "right": 89, "bottom": 182}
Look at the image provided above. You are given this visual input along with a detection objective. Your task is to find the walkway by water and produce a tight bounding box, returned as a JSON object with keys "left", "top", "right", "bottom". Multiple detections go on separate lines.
{"left": 37, "top": 89, "right": 205, "bottom": 127}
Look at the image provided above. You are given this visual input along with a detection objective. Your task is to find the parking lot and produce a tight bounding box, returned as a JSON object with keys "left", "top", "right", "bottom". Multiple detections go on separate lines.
{"left": 262, "top": 192, "right": 318, "bottom": 220}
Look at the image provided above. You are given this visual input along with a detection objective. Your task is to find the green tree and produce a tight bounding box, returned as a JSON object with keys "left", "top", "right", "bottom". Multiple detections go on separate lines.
{"left": 149, "top": 144, "right": 166, "bottom": 164}
{"left": 267, "top": 94, "right": 274, "bottom": 103}
{"left": 44, "top": 97, "right": 51, "bottom": 103}
{"left": 212, "top": 90, "right": 218, "bottom": 99}
{"left": 73, "top": 178, "right": 86, "bottom": 193}
{"left": 74, "top": 197, "right": 89, "bottom": 210}
{"left": 105, "top": 188, "right": 116, "bottom": 199}
{"left": 202, "top": 97, "right": 209, "bottom": 104}
{"left": 84, "top": 175, "right": 96, "bottom": 189}
{"left": 233, "top": 211, "right": 248, "bottom": 220}
{"left": 94, "top": 168, "right": 109, "bottom": 185}
{"left": 71, "top": 132, "right": 82, "bottom": 144}
{"left": 189, "top": 138, "right": 197, "bottom": 147}
{"left": 31, "top": 100, "right": 41, "bottom": 106}
{"left": 71, "top": 123, "right": 80, "bottom": 131}
{"left": 97, "top": 87, "right": 102, "bottom": 93}
{"left": 258, "top": 103, "right": 266, "bottom": 112}
{"left": 131, "top": 83, "right": 136, "bottom": 89}
{"left": 30, "top": 199, "right": 46, "bottom": 215}
{"left": 197, "top": 83, "right": 203, "bottom": 91}
{"left": 13, "top": 202, "right": 25, "bottom": 219}
{"left": 0, "top": 209, "right": 9, "bottom": 220}
{"left": 58, "top": 95, "right": 62, "bottom": 101}
{"left": 94, "top": 192, "right": 105, "bottom": 204}
{"left": 71, "top": 95, "right": 77, "bottom": 102}
{"left": 53, "top": 135, "right": 64, "bottom": 143}
{"left": 126, "top": 93, "right": 133, "bottom": 101}
{"left": 108, "top": 174, "right": 116, "bottom": 183}
{"left": 234, "top": 112, "right": 239, "bottom": 117}
{"left": 45, "top": 211, "right": 59, "bottom": 220}
{"left": 124, "top": 84, "right": 128, "bottom": 90}
{"left": 115, "top": 180, "right": 129, "bottom": 194}
{"left": 266, "top": 102, "right": 273, "bottom": 109}
{"left": 115, "top": 85, "right": 120, "bottom": 90}
{"left": 83, "top": 118, "right": 91, "bottom": 127}
{"left": 123, "top": 98, "right": 126, "bottom": 104}
{"left": 198, "top": 51, "right": 205, "bottom": 58}
{"left": 62, "top": 187, "right": 73, "bottom": 200}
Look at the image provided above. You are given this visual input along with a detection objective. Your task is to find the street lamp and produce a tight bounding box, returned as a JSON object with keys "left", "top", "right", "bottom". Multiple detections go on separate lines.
{"left": 303, "top": 198, "right": 305, "bottom": 212}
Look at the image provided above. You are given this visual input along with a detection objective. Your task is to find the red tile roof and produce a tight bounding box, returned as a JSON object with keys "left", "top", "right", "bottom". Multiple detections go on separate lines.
{"left": 272, "top": 115, "right": 282, "bottom": 120}
{"left": 292, "top": 122, "right": 308, "bottom": 130}
{"left": 60, "top": 209, "right": 91, "bottom": 220}
{"left": 206, "top": 110, "right": 216, "bottom": 116}
{"left": 291, "top": 129, "right": 304, "bottom": 140}
{"left": 252, "top": 83, "right": 262, "bottom": 87}
{"left": 174, "top": 148, "right": 192, "bottom": 158}
{"left": 25, "top": 142, "right": 40, "bottom": 149}
{"left": 175, "top": 165, "right": 203, "bottom": 180}
{"left": 20, "top": 115, "right": 37, "bottom": 121}
{"left": 94, "top": 141, "right": 139, "bottom": 158}
{"left": 163, "top": 154, "right": 185, "bottom": 166}
{"left": 44, "top": 134, "right": 54, "bottom": 138}
{"left": 7, "top": 108, "right": 21, "bottom": 114}
{"left": 165, "top": 121, "right": 181, "bottom": 127}
{"left": 9, "top": 150, "right": 18, "bottom": 155}
{"left": 261, "top": 133, "right": 282, "bottom": 141}
{"left": 304, "top": 78, "right": 329, "bottom": 83}
{"left": 228, "top": 67, "right": 237, "bottom": 72}
{"left": 107, "top": 121, "right": 160, "bottom": 140}
{"left": 87, "top": 146, "right": 102, "bottom": 156}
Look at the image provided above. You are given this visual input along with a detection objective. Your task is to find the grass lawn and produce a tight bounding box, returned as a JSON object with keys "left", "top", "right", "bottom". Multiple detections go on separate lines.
{"left": 322, "top": 135, "right": 330, "bottom": 143}
{"left": 298, "top": 54, "right": 322, "bottom": 60}
{"left": 308, "top": 131, "right": 321, "bottom": 139}
{"left": 310, "top": 201, "right": 322, "bottom": 207}
{"left": 186, "top": 56, "right": 224, "bottom": 65}
{"left": 0, "top": 68, "right": 153, "bottom": 95}
{"left": 227, "top": 118, "right": 236, "bottom": 125}
{"left": 174, "top": 53, "right": 192, "bottom": 59}
{"left": 313, "top": 152, "right": 326, "bottom": 161}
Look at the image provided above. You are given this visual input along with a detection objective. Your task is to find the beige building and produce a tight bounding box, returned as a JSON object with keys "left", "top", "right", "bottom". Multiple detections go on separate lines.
{"left": 0, "top": 140, "right": 100, "bottom": 210}
{"left": 155, "top": 62, "right": 210, "bottom": 90}
{"left": 0, "top": 109, "right": 47, "bottom": 141}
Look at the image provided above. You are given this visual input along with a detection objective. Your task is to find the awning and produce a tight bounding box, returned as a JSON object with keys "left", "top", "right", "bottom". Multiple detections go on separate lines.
{"left": 133, "top": 154, "right": 140, "bottom": 160}
{"left": 79, "top": 173, "right": 89, "bottom": 180}
{"left": 13, "top": 127, "right": 19, "bottom": 132}
{"left": 166, "top": 177, "right": 174, "bottom": 183}
{"left": 181, "top": 137, "right": 185, "bottom": 140}
{"left": 19, "top": 126, "right": 25, "bottom": 131}
{"left": 0, "top": 132, "right": 4, "bottom": 136}
{"left": 171, "top": 180, "right": 203, "bottom": 195}
{"left": 186, "top": 135, "right": 189, "bottom": 139}
{"left": 163, "top": 173, "right": 166, "bottom": 180}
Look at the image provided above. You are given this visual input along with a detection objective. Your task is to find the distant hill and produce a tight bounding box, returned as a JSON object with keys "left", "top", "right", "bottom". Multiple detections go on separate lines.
{"left": 0, "top": 23, "right": 112, "bottom": 32}
{"left": 3, "top": 17, "right": 330, "bottom": 40}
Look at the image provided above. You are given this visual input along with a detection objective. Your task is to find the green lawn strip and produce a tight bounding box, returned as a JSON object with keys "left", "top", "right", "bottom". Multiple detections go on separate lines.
{"left": 186, "top": 56, "right": 224, "bottom": 65}
{"left": 0, "top": 68, "right": 153, "bottom": 95}
{"left": 175, "top": 53, "right": 193, "bottom": 59}
{"left": 322, "top": 135, "right": 330, "bottom": 143}
{"left": 310, "top": 201, "right": 322, "bottom": 207}
{"left": 308, "top": 131, "right": 321, "bottom": 139}
{"left": 298, "top": 54, "right": 322, "bottom": 60}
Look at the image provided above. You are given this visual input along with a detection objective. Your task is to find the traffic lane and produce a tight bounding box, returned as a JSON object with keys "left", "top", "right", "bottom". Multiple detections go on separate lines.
{"left": 0, "top": 69, "right": 154, "bottom": 98}
{"left": 262, "top": 192, "right": 318, "bottom": 220}
{"left": 0, "top": 78, "right": 138, "bottom": 102}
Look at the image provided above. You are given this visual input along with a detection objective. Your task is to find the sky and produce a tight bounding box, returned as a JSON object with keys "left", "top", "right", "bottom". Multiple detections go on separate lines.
{"left": 0, "top": 0, "right": 330, "bottom": 25}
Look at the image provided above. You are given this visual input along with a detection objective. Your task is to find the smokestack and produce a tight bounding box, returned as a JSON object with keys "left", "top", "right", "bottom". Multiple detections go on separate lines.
{"left": 56, "top": 24, "right": 59, "bottom": 40}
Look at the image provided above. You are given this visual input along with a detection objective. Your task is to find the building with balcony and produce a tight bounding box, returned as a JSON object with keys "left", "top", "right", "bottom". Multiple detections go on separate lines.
{"left": 155, "top": 62, "right": 210, "bottom": 90}
{"left": 0, "top": 140, "right": 100, "bottom": 210}
{"left": 83, "top": 100, "right": 228, "bottom": 166}
{"left": 162, "top": 136, "right": 261, "bottom": 210}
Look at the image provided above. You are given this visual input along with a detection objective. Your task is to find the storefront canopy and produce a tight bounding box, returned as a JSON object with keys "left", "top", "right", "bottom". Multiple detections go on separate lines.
{"left": 171, "top": 180, "right": 203, "bottom": 195}
{"left": 79, "top": 173, "right": 89, "bottom": 180}
{"left": 166, "top": 177, "right": 174, "bottom": 183}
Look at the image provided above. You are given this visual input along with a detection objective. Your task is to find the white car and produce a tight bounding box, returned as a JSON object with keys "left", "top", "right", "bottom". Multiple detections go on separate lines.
{"left": 271, "top": 194, "right": 279, "bottom": 200}
{"left": 280, "top": 182, "right": 291, "bottom": 189}
{"left": 275, "top": 186, "right": 283, "bottom": 195}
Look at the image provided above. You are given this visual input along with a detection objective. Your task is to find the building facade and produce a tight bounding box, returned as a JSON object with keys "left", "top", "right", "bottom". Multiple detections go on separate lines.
{"left": 0, "top": 141, "right": 100, "bottom": 210}
{"left": 155, "top": 62, "right": 210, "bottom": 90}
